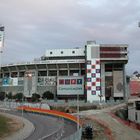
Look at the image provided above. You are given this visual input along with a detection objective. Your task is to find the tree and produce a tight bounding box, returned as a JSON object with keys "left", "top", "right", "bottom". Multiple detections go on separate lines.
{"left": 0, "top": 92, "right": 6, "bottom": 101}
{"left": 7, "top": 92, "right": 12, "bottom": 100}
{"left": 14, "top": 93, "right": 24, "bottom": 102}
{"left": 42, "top": 91, "right": 54, "bottom": 100}
{"left": 31, "top": 93, "right": 40, "bottom": 102}
{"left": 133, "top": 71, "right": 140, "bottom": 78}
{"left": 133, "top": 71, "right": 139, "bottom": 75}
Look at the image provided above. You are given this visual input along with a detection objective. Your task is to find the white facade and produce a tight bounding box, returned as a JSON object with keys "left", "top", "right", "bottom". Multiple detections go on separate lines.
{"left": 128, "top": 99, "right": 140, "bottom": 124}
{"left": 45, "top": 48, "right": 85, "bottom": 57}
{"left": 86, "top": 43, "right": 105, "bottom": 103}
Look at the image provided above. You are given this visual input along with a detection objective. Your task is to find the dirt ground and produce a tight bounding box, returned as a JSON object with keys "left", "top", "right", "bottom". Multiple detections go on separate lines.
{"left": 0, "top": 113, "right": 24, "bottom": 140}
{"left": 81, "top": 116, "right": 109, "bottom": 140}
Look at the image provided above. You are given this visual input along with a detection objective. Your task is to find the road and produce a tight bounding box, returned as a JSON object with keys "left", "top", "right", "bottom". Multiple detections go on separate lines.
{"left": 6, "top": 110, "right": 77, "bottom": 140}
{"left": 80, "top": 104, "right": 140, "bottom": 140}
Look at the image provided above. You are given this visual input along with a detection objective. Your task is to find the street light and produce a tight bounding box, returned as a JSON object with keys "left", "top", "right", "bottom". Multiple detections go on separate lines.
{"left": 0, "top": 25, "right": 4, "bottom": 81}
{"left": 0, "top": 25, "right": 5, "bottom": 107}
{"left": 77, "top": 92, "right": 79, "bottom": 131}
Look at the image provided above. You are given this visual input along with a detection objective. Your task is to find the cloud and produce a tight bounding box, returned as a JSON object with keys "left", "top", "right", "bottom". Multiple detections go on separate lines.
{"left": 0, "top": 0, "right": 140, "bottom": 74}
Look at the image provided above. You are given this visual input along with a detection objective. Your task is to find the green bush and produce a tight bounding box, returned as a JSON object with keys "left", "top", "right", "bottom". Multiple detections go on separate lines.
{"left": 42, "top": 91, "right": 54, "bottom": 100}
{"left": 13, "top": 93, "right": 24, "bottom": 102}
{"left": 6, "top": 92, "right": 12, "bottom": 100}
{"left": 31, "top": 93, "right": 40, "bottom": 102}
{"left": 0, "top": 92, "right": 5, "bottom": 101}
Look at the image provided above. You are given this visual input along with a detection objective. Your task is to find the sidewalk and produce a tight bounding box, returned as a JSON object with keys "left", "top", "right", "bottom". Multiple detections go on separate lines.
{"left": 0, "top": 112, "right": 35, "bottom": 140}
{"left": 80, "top": 104, "right": 140, "bottom": 140}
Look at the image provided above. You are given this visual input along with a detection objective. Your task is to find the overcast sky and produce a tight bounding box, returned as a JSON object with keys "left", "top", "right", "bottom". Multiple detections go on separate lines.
{"left": 0, "top": 0, "right": 140, "bottom": 75}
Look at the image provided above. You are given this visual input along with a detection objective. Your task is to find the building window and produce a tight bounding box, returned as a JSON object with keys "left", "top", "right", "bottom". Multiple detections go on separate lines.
{"left": 50, "top": 52, "right": 52, "bottom": 54}
{"left": 72, "top": 51, "right": 75, "bottom": 54}
{"left": 61, "top": 51, "right": 63, "bottom": 54}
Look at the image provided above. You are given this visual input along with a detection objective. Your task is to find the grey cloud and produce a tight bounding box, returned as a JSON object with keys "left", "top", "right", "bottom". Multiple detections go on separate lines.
{"left": 0, "top": 0, "right": 140, "bottom": 75}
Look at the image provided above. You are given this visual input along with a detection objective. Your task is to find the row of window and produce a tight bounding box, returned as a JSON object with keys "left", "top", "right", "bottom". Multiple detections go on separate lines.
{"left": 0, "top": 70, "right": 86, "bottom": 78}
{"left": 50, "top": 50, "right": 85, "bottom": 55}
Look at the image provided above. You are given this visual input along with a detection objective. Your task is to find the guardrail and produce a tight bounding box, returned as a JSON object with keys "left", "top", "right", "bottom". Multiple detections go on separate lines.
{"left": 17, "top": 106, "right": 82, "bottom": 140}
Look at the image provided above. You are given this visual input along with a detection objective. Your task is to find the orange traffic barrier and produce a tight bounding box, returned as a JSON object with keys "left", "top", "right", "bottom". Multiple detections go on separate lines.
{"left": 17, "top": 106, "right": 82, "bottom": 126}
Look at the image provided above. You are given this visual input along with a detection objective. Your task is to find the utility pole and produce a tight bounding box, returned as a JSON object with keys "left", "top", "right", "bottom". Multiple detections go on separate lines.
{"left": 0, "top": 25, "right": 4, "bottom": 99}
{"left": 0, "top": 25, "right": 4, "bottom": 77}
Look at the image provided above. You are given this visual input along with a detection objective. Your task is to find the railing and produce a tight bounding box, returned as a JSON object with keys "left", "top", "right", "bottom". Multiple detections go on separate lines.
{"left": 62, "top": 128, "right": 82, "bottom": 140}
{"left": 17, "top": 106, "right": 82, "bottom": 140}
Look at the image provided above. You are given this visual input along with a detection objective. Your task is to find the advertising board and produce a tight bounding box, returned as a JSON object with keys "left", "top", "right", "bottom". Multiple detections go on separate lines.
{"left": 57, "top": 76, "right": 84, "bottom": 95}
{"left": 2, "top": 78, "right": 18, "bottom": 86}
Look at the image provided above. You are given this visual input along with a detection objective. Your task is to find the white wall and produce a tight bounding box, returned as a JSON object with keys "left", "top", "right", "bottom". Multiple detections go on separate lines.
{"left": 45, "top": 48, "right": 85, "bottom": 57}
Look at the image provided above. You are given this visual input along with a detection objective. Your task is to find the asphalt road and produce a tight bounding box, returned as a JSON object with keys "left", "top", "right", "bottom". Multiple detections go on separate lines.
{"left": 7, "top": 110, "right": 77, "bottom": 140}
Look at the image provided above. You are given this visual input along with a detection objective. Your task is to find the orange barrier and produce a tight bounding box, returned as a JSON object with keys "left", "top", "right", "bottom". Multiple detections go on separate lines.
{"left": 17, "top": 106, "right": 81, "bottom": 126}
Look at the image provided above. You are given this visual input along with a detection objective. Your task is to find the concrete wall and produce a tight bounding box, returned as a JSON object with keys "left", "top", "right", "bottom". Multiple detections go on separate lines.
{"left": 128, "top": 102, "right": 140, "bottom": 124}
{"left": 45, "top": 48, "right": 85, "bottom": 57}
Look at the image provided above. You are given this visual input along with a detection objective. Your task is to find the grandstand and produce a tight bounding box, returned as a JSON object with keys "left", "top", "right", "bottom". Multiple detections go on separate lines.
{"left": 0, "top": 41, "right": 128, "bottom": 102}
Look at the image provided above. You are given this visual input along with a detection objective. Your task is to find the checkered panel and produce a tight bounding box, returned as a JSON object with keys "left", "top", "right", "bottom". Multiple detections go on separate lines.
{"left": 86, "top": 59, "right": 101, "bottom": 95}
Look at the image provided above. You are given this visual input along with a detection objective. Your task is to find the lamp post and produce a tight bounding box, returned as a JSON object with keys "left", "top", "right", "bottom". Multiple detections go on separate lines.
{"left": 0, "top": 44, "right": 2, "bottom": 87}
{"left": 0, "top": 25, "right": 4, "bottom": 106}
{"left": 0, "top": 25, "right": 4, "bottom": 82}
{"left": 77, "top": 92, "right": 79, "bottom": 131}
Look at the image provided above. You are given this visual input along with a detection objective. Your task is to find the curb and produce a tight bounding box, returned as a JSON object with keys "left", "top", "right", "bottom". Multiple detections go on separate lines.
{"left": 0, "top": 112, "right": 35, "bottom": 140}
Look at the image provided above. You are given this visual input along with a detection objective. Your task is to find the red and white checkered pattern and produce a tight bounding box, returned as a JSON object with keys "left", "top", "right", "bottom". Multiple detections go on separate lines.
{"left": 86, "top": 59, "right": 101, "bottom": 96}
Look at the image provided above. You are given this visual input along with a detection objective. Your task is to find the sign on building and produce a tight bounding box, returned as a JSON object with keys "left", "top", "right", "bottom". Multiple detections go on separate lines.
{"left": 57, "top": 76, "right": 84, "bottom": 95}
{"left": 38, "top": 77, "right": 56, "bottom": 86}
{"left": 2, "top": 78, "right": 18, "bottom": 86}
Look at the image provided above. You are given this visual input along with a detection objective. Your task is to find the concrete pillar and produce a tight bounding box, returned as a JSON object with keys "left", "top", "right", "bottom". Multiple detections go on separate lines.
{"left": 123, "top": 64, "right": 127, "bottom": 101}
{"left": 67, "top": 64, "right": 70, "bottom": 76}
{"left": 101, "top": 63, "right": 105, "bottom": 101}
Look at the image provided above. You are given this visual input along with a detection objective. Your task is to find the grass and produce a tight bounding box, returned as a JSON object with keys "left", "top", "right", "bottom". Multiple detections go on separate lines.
{"left": 50, "top": 105, "right": 98, "bottom": 113}
{"left": 0, "top": 114, "right": 10, "bottom": 137}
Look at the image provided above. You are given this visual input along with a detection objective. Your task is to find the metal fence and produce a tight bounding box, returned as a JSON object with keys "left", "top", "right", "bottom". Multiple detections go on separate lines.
{"left": 62, "top": 128, "right": 82, "bottom": 140}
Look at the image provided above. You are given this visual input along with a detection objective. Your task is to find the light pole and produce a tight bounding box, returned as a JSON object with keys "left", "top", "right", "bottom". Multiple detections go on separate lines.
{"left": 0, "top": 25, "right": 4, "bottom": 81}
{"left": 0, "top": 26, "right": 4, "bottom": 106}
{"left": 0, "top": 44, "right": 2, "bottom": 89}
{"left": 77, "top": 92, "right": 79, "bottom": 131}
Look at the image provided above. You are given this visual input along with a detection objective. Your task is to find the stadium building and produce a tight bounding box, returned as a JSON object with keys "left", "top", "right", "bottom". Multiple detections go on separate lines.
{"left": 0, "top": 41, "right": 128, "bottom": 102}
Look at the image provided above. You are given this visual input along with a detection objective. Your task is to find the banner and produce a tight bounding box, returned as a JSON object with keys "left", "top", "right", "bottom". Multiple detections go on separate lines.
{"left": 0, "top": 26, "right": 4, "bottom": 48}
{"left": 2, "top": 77, "right": 18, "bottom": 86}
{"left": 57, "top": 76, "right": 84, "bottom": 95}
{"left": 38, "top": 76, "right": 56, "bottom": 86}
{"left": 113, "top": 71, "right": 123, "bottom": 97}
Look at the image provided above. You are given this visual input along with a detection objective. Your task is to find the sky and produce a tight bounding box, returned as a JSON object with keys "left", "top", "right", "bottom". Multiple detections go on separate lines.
{"left": 0, "top": 0, "right": 140, "bottom": 75}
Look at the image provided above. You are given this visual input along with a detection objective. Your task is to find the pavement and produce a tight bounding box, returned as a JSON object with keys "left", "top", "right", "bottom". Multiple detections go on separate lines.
{"left": 79, "top": 103, "right": 140, "bottom": 140}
